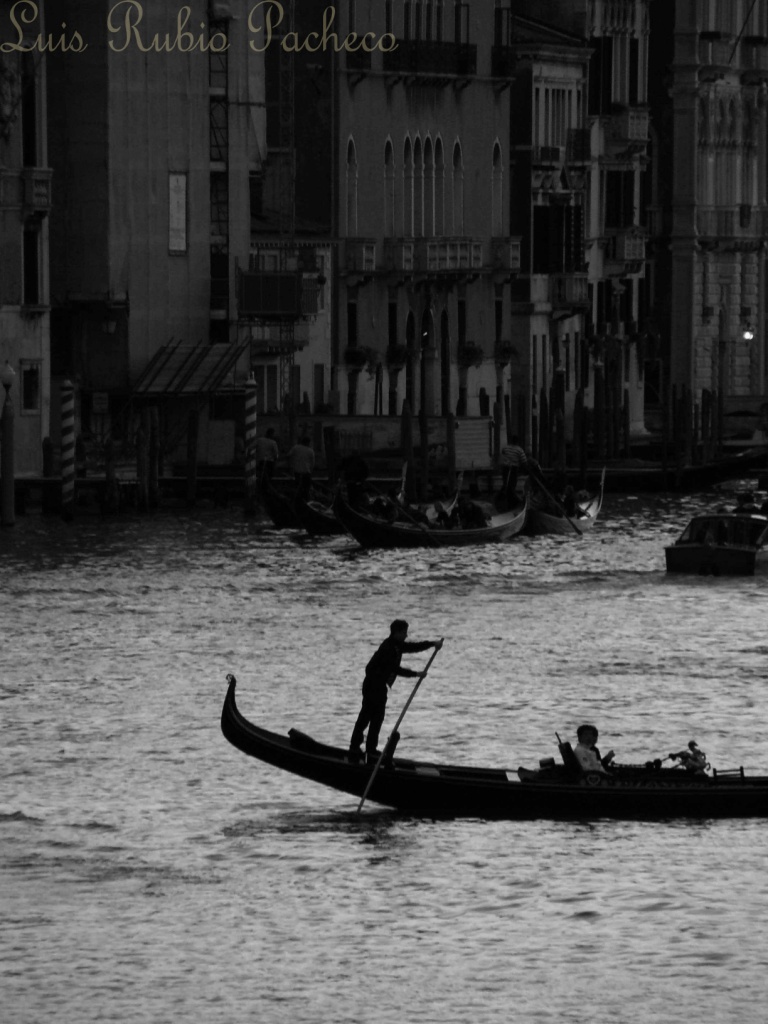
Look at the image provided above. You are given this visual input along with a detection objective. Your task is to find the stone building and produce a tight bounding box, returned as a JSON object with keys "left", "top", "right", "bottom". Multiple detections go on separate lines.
{"left": 44, "top": 0, "right": 264, "bottom": 466}
{"left": 648, "top": 0, "right": 768, "bottom": 445}
{"left": 0, "top": 2, "right": 52, "bottom": 476}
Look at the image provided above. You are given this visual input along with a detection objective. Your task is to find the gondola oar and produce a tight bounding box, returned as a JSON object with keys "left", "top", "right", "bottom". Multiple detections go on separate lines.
{"left": 356, "top": 639, "right": 444, "bottom": 813}
{"left": 530, "top": 469, "right": 583, "bottom": 536}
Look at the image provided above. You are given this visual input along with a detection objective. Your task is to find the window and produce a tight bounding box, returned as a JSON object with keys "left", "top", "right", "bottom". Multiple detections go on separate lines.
{"left": 492, "top": 142, "right": 503, "bottom": 236}
{"left": 423, "top": 138, "right": 434, "bottom": 236}
{"left": 413, "top": 137, "right": 423, "bottom": 237}
{"left": 384, "top": 140, "right": 396, "bottom": 237}
{"left": 403, "top": 138, "right": 414, "bottom": 236}
{"left": 434, "top": 138, "right": 445, "bottom": 236}
{"left": 604, "top": 170, "right": 634, "bottom": 229}
{"left": 22, "top": 222, "right": 40, "bottom": 305}
{"left": 346, "top": 138, "right": 358, "bottom": 236}
{"left": 20, "top": 361, "right": 41, "bottom": 414}
{"left": 452, "top": 141, "right": 463, "bottom": 234}
{"left": 169, "top": 173, "right": 188, "bottom": 254}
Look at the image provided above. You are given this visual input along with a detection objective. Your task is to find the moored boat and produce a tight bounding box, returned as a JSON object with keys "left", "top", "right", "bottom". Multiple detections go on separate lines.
{"left": 294, "top": 496, "right": 345, "bottom": 537}
{"left": 220, "top": 676, "right": 768, "bottom": 819}
{"left": 526, "top": 468, "right": 606, "bottom": 536}
{"left": 332, "top": 488, "right": 527, "bottom": 548}
{"left": 665, "top": 512, "right": 768, "bottom": 576}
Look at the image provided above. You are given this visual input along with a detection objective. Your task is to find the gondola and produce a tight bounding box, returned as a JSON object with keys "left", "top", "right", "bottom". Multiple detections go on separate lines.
{"left": 261, "top": 481, "right": 343, "bottom": 536}
{"left": 260, "top": 481, "right": 301, "bottom": 529}
{"left": 332, "top": 488, "right": 528, "bottom": 549}
{"left": 220, "top": 677, "right": 768, "bottom": 819}
{"left": 665, "top": 511, "right": 768, "bottom": 575}
{"left": 294, "top": 497, "right": 345, "bottom": 537}
{"left": 525, "top": 467, "right": 605, "bottom": 536}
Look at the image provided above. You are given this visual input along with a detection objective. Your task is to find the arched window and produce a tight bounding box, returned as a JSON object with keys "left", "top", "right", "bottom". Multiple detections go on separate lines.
{"left": 384, "top": 139, "right": 396, "bottom": 237}
{"left": 440, "top": 310, "right": 451, "bottom": 416}
{"left": 452, "top": 140, "right": 464, "bottom": 234}
{"left": 425, "top": 0, "right": 434, "bottom": 39}
{"left": 434, "top": 137, "right": 445, "bottom": 235}
{"left": 405, "top": 311, "right": 416, "bottom": 410}
{"left": 424, "top": 137, "right": 435, "bottom": 236}
{"left": 435, "top": 0, "right": 444, "bottom": 41}
{"left": 413, "top": 136, "right": 424, "bottom": 237}
{"left": 346, "top": 138, "right": 358, "bottom": 236}
{"left": 348, "top": 0, "right": 356, "bottom": 33}
{"left": 404, "top": 0, "right": 412, "bottom": 39}
{"left": 492, "top": 141, "right": 503, "bottom": 236}
{"left": 403, "top": 137, "right": 414, "bottom": 236}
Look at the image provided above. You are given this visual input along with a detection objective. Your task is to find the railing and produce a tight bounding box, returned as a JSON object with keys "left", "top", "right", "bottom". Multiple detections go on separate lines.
{"left": 608, "top": 233, "right": 646, "bottom": 262}
{"left": 343, "top": 239, "right": 377, "bottom": 274}
{"left": 417, "top": 237, "right": 483, "bottom": 272}
{"left": 490, "top": 236, "right": 522, "bottom": 272}
{"left": 549, "top": 274, "right": 589, "bottom": 307}
{"left": 384, "top": 238, "right": 415, "bottom": 273}
{"left": 609, "top": 108, "right": 649, "bottom": 143}
{"left": 22, "top": 168, "right": 53, "bottom": 214}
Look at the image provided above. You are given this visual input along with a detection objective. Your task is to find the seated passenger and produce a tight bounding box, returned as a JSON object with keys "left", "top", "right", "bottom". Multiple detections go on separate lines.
{"left": 670, "top": 740, "right": 708, "bottom": 774}
{"left": 574, "top": 723, "right": 615, "bottom": 773}
{"left": 561, "top": 485, "right": 579, "bottom": 518}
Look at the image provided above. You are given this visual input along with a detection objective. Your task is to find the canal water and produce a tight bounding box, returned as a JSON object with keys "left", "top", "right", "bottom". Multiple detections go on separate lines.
{"left": 1, "top": 491, "right": 767, "bottom": 1024}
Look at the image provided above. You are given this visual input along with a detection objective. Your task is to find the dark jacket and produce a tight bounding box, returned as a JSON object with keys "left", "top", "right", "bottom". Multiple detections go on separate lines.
{"left": 363, "top": 636, "right": 433, "bottom": 691}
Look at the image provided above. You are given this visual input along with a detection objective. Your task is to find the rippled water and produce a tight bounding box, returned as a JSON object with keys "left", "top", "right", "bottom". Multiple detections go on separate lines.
{"left": 2, "top": 490, "right": 767, "bottom": 1024}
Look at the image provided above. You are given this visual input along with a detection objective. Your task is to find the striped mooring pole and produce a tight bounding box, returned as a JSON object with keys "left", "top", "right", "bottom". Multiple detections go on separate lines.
{"left": 60, "top": 380, "right": 75, "bottom": 521}
{"left": 244, "top": 374, "right": 258, "bottom": 515}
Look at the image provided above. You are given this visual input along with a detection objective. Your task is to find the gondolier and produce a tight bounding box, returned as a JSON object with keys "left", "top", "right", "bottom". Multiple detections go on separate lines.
{"left": 349, "top": 620, "right": 443, "bottom": 763}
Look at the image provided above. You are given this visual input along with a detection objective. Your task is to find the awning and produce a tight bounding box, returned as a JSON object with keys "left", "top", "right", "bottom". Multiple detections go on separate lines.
{"left": 133, "top": 338, "right": 249, "bottom": 396}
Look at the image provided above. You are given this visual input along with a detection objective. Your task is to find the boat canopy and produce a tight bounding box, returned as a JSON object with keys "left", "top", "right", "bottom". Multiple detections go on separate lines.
{"left": 677, "top": 515, "right": 768, "bottom": 548}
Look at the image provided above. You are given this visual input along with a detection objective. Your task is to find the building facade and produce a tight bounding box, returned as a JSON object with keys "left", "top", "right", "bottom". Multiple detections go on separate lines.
{"left": 45, "top": 0, "right": 264, "bottom": 466}
{"left": 649, "top": 0, "right": 768, "bottom": 444}
{"left": 0, "top": 1, "right": 52, "bottom": 476}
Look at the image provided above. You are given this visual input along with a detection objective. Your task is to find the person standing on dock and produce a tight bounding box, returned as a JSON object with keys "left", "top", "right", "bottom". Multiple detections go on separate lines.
{"left": 287, "top": 435, "right": 315, "bottom": 501}
{"left": 253, "top": 428, "right": 279, "bottom": 484}
{"left": 349, "top": 620, "right": 443, "bottom": 763}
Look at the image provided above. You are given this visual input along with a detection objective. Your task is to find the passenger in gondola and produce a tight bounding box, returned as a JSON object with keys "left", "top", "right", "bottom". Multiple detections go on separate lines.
{"left": 457, "top": 498, "right": 490, "bottom": 529}
{"left": 432, "top": 500, "right": 458, "bottom": 529}
{"left": 574, "top": 724, "right": 615, "bottom": 773}
{"left": 561, "top": 485, "right": 578, "bottom": 518}
{"left": 348, "top": 621, "right": 444, "bottom": 763}
{"left": 670, "top": 741, "right": 708, "bottom": 775}
{"left": 734, "top": 491, "right": 760, "bottom": 514}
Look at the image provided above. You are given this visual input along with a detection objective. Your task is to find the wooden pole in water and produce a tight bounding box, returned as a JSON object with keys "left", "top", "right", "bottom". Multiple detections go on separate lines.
{"left": 60, "top": 380, "right": 75, "bottom": 522}
{"left": 186, "top": 409, "right": 198, "bottom": 507}
{"left": 0, "top": 364, "right": 15, "bottom": 528}
{"left": 148, "top": 406, "right": 160, "bottom": 508}
{"left": 136, "top": 409, "right": 149, "bottom": 512}
{"left": 400, "top": 400, "right": 415, "bottom": 503}
{"left": 244, "top": 375, "right": 258, "bottom": 516}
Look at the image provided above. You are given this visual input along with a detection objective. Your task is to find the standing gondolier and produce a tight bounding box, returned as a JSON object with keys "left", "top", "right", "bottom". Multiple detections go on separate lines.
{"left": 349, "top": 620, "right": 443, "bottom": 763}
{"left": 499, "top": 436, "right": 527, "bottom": 507}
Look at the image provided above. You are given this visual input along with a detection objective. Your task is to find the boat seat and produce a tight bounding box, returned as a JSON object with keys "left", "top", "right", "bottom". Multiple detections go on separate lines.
{"left": 559, "top": 741, "right": 584, "bottom": 775}
{"left": 712, "top": 766, "right": 745, "bottom": 780}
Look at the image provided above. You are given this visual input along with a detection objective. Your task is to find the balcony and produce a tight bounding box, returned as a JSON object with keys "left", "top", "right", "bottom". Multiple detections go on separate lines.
{"left": 238, "top": 271, "right": 304, "bottom": 321}
{"left": 342, "top": 239, "right": 377, "bottom": 275}
{"left": 345, "top": 48, "right": 372, "bottom": 74}
{"left": 607, "top": 108, "right": 649, "bottom": 145}
{"left": 549, "top": 274, "right": 589, "bottom": 310}
{"left": 384, "top": 238, "right": 415, "bottom": 276}
{"left": 741, "top": 36, "right": 768, "bottom": 81}
{"left": 417, "top": 237, "right": 483, "bottom": 275}
{"left": 607, "top": 232, "right": 646, "bottom": 264}
{"left": 383, "top": 40, "right": 477, "bottom": 83}
{"left": 21, "top": 168, "right": 53, "bottom": 216}
{"left": 490, "top": 236, "right": 522, "bottom": 275}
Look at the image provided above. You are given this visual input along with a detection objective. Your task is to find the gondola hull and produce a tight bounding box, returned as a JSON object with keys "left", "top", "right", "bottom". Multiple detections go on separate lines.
{"left": 221, "top": 679, "right": 768, "bottom": 819}
{"left": 333, "top": 491, "right": 527, "bottom": 548}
